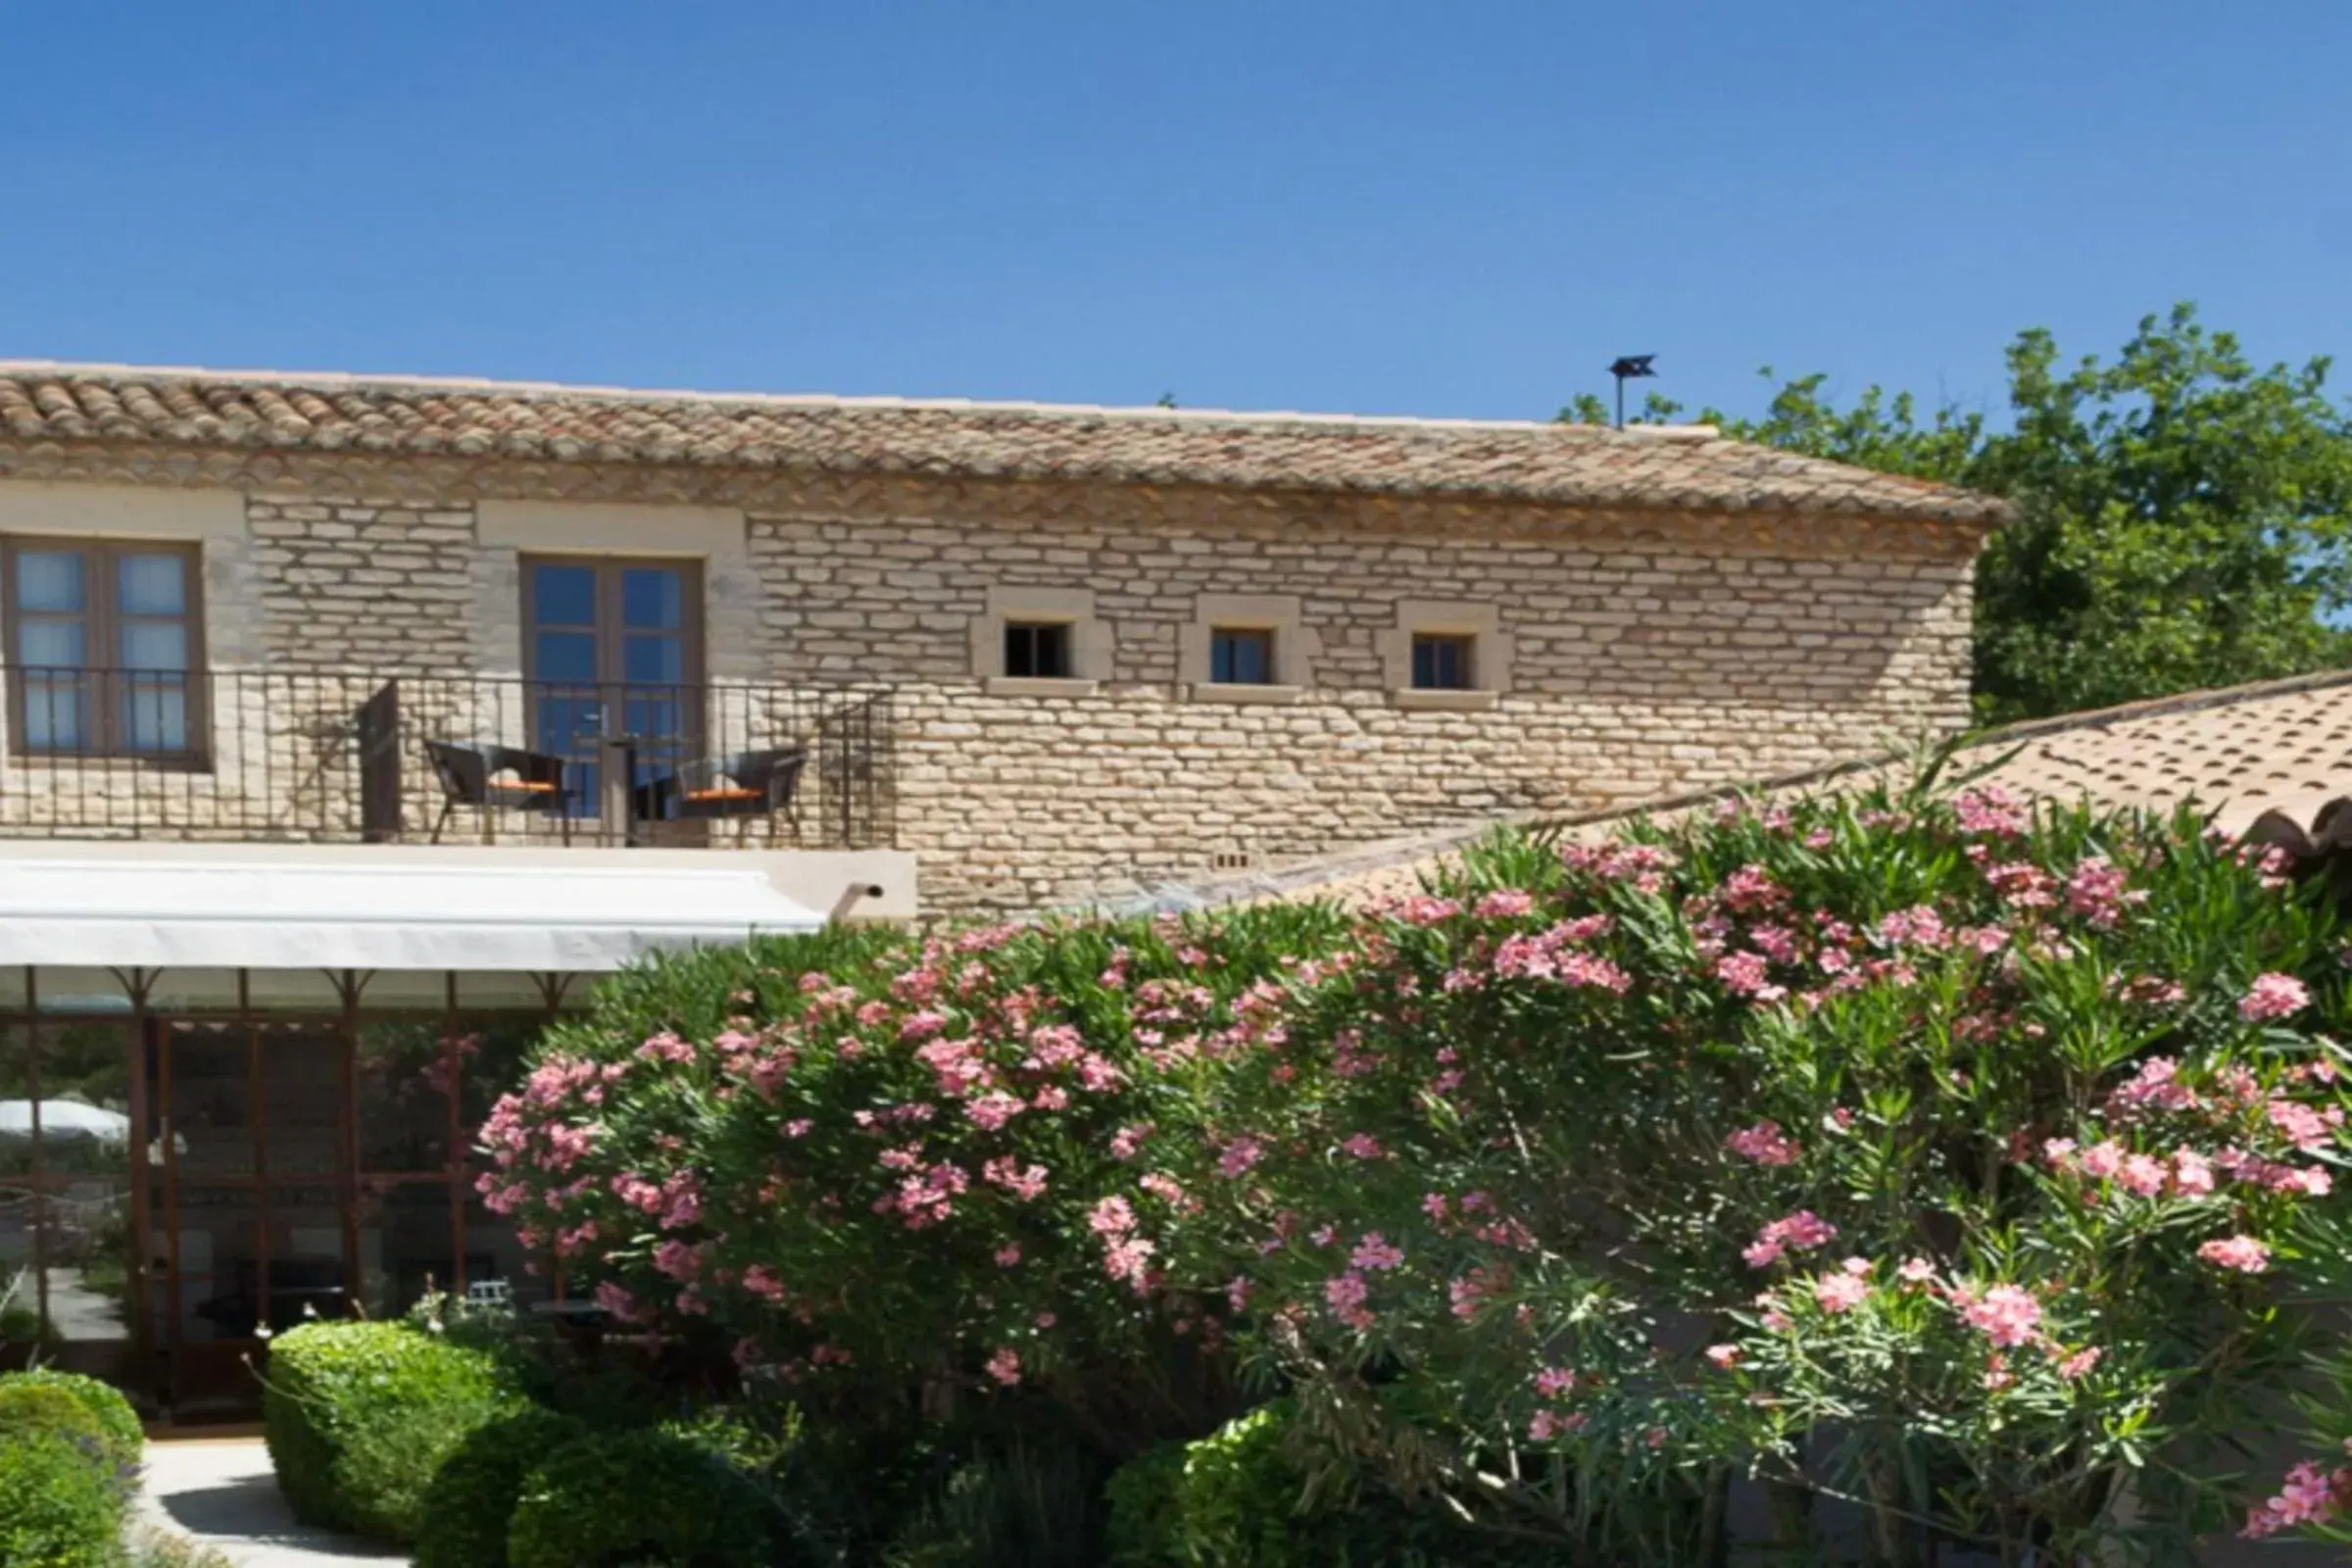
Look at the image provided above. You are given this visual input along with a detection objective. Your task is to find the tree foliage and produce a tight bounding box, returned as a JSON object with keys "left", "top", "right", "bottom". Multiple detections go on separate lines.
{"left": 1565, "top": 306, "right": 2352, "bottom": 723}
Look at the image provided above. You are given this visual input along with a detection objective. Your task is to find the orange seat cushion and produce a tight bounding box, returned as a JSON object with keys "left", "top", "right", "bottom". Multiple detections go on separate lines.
{"left": 498, "top": 780, "right": 560, "bottom": 793}
{"left": 686, "top": 786, "right": 761, "bottom": 803}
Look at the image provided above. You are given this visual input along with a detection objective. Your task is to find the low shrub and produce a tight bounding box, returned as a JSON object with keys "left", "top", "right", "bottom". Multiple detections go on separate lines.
{"left": 882, "top": 1436, "right": 1111, "bottom": 1568}
{"left": 6, "top": 1368, "right": 145, "bottom": 1477}
{"left": 125, "top": 1525, "right": 240, "bottom": 1568}
{"left": 0, "top": 1380, "right": 106, "bottom": 1446}
{"left": 263, "top": 1320, "right": 521, "bottom": 1544}
{"left": 0, "top": 1431, "right": 126, "bottom": 1568}
{"left": 414, "top": 1407, "right": 589, "bottom": 1568}
{"left": 507, "top": 1428, "right": 778, "bottom": 1568}
{"left": 1106, "top": 1400, "right": 1568, "bottom": 1568}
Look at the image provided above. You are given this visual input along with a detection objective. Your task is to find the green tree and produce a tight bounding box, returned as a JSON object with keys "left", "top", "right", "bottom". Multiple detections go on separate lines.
{"left": 1565, "top": 306, "right": 2352, "bottom": 722}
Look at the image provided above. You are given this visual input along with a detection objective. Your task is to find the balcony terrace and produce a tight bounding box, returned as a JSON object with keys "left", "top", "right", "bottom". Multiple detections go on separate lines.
{"left": 0, "top": 668, "right": 895, "bottom": 852}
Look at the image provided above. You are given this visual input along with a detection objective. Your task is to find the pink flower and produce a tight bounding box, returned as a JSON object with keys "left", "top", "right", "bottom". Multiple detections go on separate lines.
{"left": 1726, "top": 1120, "right": 1801, "bottom": 1166}
{"left": 981, "top": 1156, "right": 1048, "bottom": 1201}
{"left": 1813, "top": 1270, "right": 1871, "bottom": 1314}
{"left": 1341, "top": 1133, "right": 1385, "bottom": 1160}
{"left": 1323, "top": 1271, "right": 1373, "bottom": 1329}
{"left": 2055, "top": 1347, "right": 2101, "bottom": 1380}
{"left": 1349, "top": 1233, "right": 1405, "bottom": 1271}
{"left": 1703, "top": 1344, "right": 1741, "bottom": 1369}
{"left": 742, "top": 1264, "right": 786, "bottom": 1302}
{"left": 1474, "top": 889, "right": 1536, "bottom": 919}
{"left": 1877, "top": 905, "right": 1947, "bottom": 950}
{"left": 1742, "top": 1210, "right": 1838, "bottom": 1269}
{"left": 1716, "top": 952, "right": 1786, "bottom": 1003}
{"left": 1109, "top": 1123, "right": 1153, "bottom": 1161}
{"left": 2198, "top": 1234, "right": 2272, "bottom": 1274}
{"left": 2079, "top": 1141, "right": 2126, "bottom": 1180}
{"left": 964, "top": 1090, "right": 1026, "bottom": 1132}
{"left": 984, "top": 1348, "right": 1022, "bottom": 1387}
{"left": 2269, "top": 1098, "right": 2333, "bottom": 1152}
{"left": 1722, "top": 863, "right": 1785, "bottom": 913}
{"left": 1897, "top": 1256, "right": 1936, "bottom": 1285}
{"left": 1534, "top": 1366, "right": 1577, "bottom": 1397}
{"left": 2170, "top": 1149, "right": 2215, "bottom": 1196}
{"left": 993, "top": 1244, "right": 1022, "bottom": 1266}
{"left": 2064, "top": 858, "right": 2139, "bottom": 930}
{"left": 783, "top": 1118, "right": 813, "bottom": 1139}
{"left": 2242, "top": 1460, "right": 2352, "bottom": 1537}
{"left": 2116, "top": 1152, "right": 2168, "bottom": 1198}
{"left": 1957, "top": 1284, "right": 2042, "bottom": 1348}
{"left": 1217, "top": 1135, "right": 1266, "bottom": 1177}
{"left": 2240, "top": 973, "right": 2312, "bottom": 1023}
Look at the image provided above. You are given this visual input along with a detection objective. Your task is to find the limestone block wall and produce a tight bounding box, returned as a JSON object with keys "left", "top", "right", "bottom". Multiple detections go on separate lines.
{"left": 741, "top": 490, "right": 1979, "bottom": 911}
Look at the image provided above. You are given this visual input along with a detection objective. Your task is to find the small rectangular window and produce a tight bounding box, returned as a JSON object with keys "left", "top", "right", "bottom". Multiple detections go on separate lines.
{"left": 1209, "top": 627, "right": 1274, "bottom": 686}
{"left": 1004, "top": 621, "right": 1073, "bottom": 679}
{"left": 5, "top": 538, "right": 204, "bottom": 759}
{"left": 1410, "top": 633, "right": 1475, "bottom": 692}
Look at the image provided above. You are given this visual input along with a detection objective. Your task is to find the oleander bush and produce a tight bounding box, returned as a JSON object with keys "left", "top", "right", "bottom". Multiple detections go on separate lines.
{"left": 473, "top": 908, "right": 1351, "bottom": 1453}
{"left": 263, "top": 1319, "right": 524, "bottom": 1544}
{"left": 477, "top": 762, "right": 2352, "bottom": 1561}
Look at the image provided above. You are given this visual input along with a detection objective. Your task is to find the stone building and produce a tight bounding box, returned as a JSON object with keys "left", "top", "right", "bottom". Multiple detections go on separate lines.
{"left": 0, "top": 361, "right": 2005, "bottom": 1417}
{"left": 0, "top": 362, "right": 2008, "bottom": 913}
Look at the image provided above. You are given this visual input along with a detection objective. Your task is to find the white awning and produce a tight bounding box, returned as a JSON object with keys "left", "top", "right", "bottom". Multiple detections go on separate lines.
{"left": 0, "top": 858, "right": 824, "bottom": 972}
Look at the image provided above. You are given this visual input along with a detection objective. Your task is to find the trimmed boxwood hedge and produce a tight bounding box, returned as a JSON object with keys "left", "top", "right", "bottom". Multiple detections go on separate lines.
{"left": 0, "top": 1432, "right": 126, "bottom": 1568}
{"left": 507, "top": 1428, "right": 778, "bottom": 1568}
{"left": 414, "top": 1407, "right": 589, "bottom": 1568}
{"left": 4, "top": 1368, "right": 144, "bottom": 1479}
{"left": 263, "top": 1320, "right": 522, "bottom": 1544}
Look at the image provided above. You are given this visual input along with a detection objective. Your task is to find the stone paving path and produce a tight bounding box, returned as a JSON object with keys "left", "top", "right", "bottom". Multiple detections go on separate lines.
{"left": 139, "top": 1438, "right": 410, "bottom": 1568}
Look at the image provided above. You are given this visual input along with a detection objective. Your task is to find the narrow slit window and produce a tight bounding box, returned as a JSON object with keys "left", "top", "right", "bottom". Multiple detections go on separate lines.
{"left": 1003, "top": 621, "right": 1073, "bottom": 680}
{"left": 1209, "top": 627, "right": 1274, "bottom": 686}
{"left": 1410, "top": 633, "right": 1476, "bottom": 692}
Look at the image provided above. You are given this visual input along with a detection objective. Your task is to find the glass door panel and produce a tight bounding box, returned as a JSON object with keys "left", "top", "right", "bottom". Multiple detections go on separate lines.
{"left": 522, "top": 559, "right": 703, "bottom": 832}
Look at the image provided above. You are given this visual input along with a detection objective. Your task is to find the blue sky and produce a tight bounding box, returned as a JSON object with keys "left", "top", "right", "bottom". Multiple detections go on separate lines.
{"left": 2, "top": 2, "right": 2347, "bottom": 424}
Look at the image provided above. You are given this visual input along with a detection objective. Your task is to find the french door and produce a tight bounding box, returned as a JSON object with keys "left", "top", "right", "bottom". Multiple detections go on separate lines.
{"left": 146, "top": 1019, "right": 352, "bottom": 1417}
{"left": 520, "top": 558, "right": 704, "bottom": 833}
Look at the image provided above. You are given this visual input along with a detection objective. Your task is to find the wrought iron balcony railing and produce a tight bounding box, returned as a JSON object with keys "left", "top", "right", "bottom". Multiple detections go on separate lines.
{"left": 0, "top": 668, "right": 894, "bottom": 850}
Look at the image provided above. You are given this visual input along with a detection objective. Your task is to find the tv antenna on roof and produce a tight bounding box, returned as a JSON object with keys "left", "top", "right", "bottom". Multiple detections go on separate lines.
{"left": 1607, "top": 356, "right": 1656, "bottom": 429}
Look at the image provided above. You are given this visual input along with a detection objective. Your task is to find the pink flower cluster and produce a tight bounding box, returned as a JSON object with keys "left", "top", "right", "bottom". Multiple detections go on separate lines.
{"left": 2243, "top": 1458, "right": 2352, "bottom": 1539}
{"left": 1716, "top": 951, "right": 1786, "bottom": 1004}
{"left": 1955, "top": 1283, "right": 2042, "bottom": 1348}
{"left": 2240, "top": 972, "right": 2312, "bottom": 1023}
{"left": 2198, "top": 1234, "right": 2271, "bottom": 1273}
{"left": 1726, "top": 1119, "right": 1801, "bottom": 1167}
{"left": 1742, "top": 1209, "right": 1838, "bottom": 1269}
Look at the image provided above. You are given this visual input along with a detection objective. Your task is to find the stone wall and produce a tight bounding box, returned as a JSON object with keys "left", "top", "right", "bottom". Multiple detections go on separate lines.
{"left": 0, "top": 455, "right": 1986, "bottom": 910}
{"left": 746, "top": 503, "right": 1975, "bottom": 909}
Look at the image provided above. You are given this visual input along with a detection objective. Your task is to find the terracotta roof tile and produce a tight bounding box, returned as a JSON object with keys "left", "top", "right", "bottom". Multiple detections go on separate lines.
{"left": 0, "top": 362, "right": 2012, "bottom": 523}
{"left": 1250, "top": 669, "right": 2352, "bottom": 906}
{"left": 1965, "top": 668, "right": 2352, "bottom": 837}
